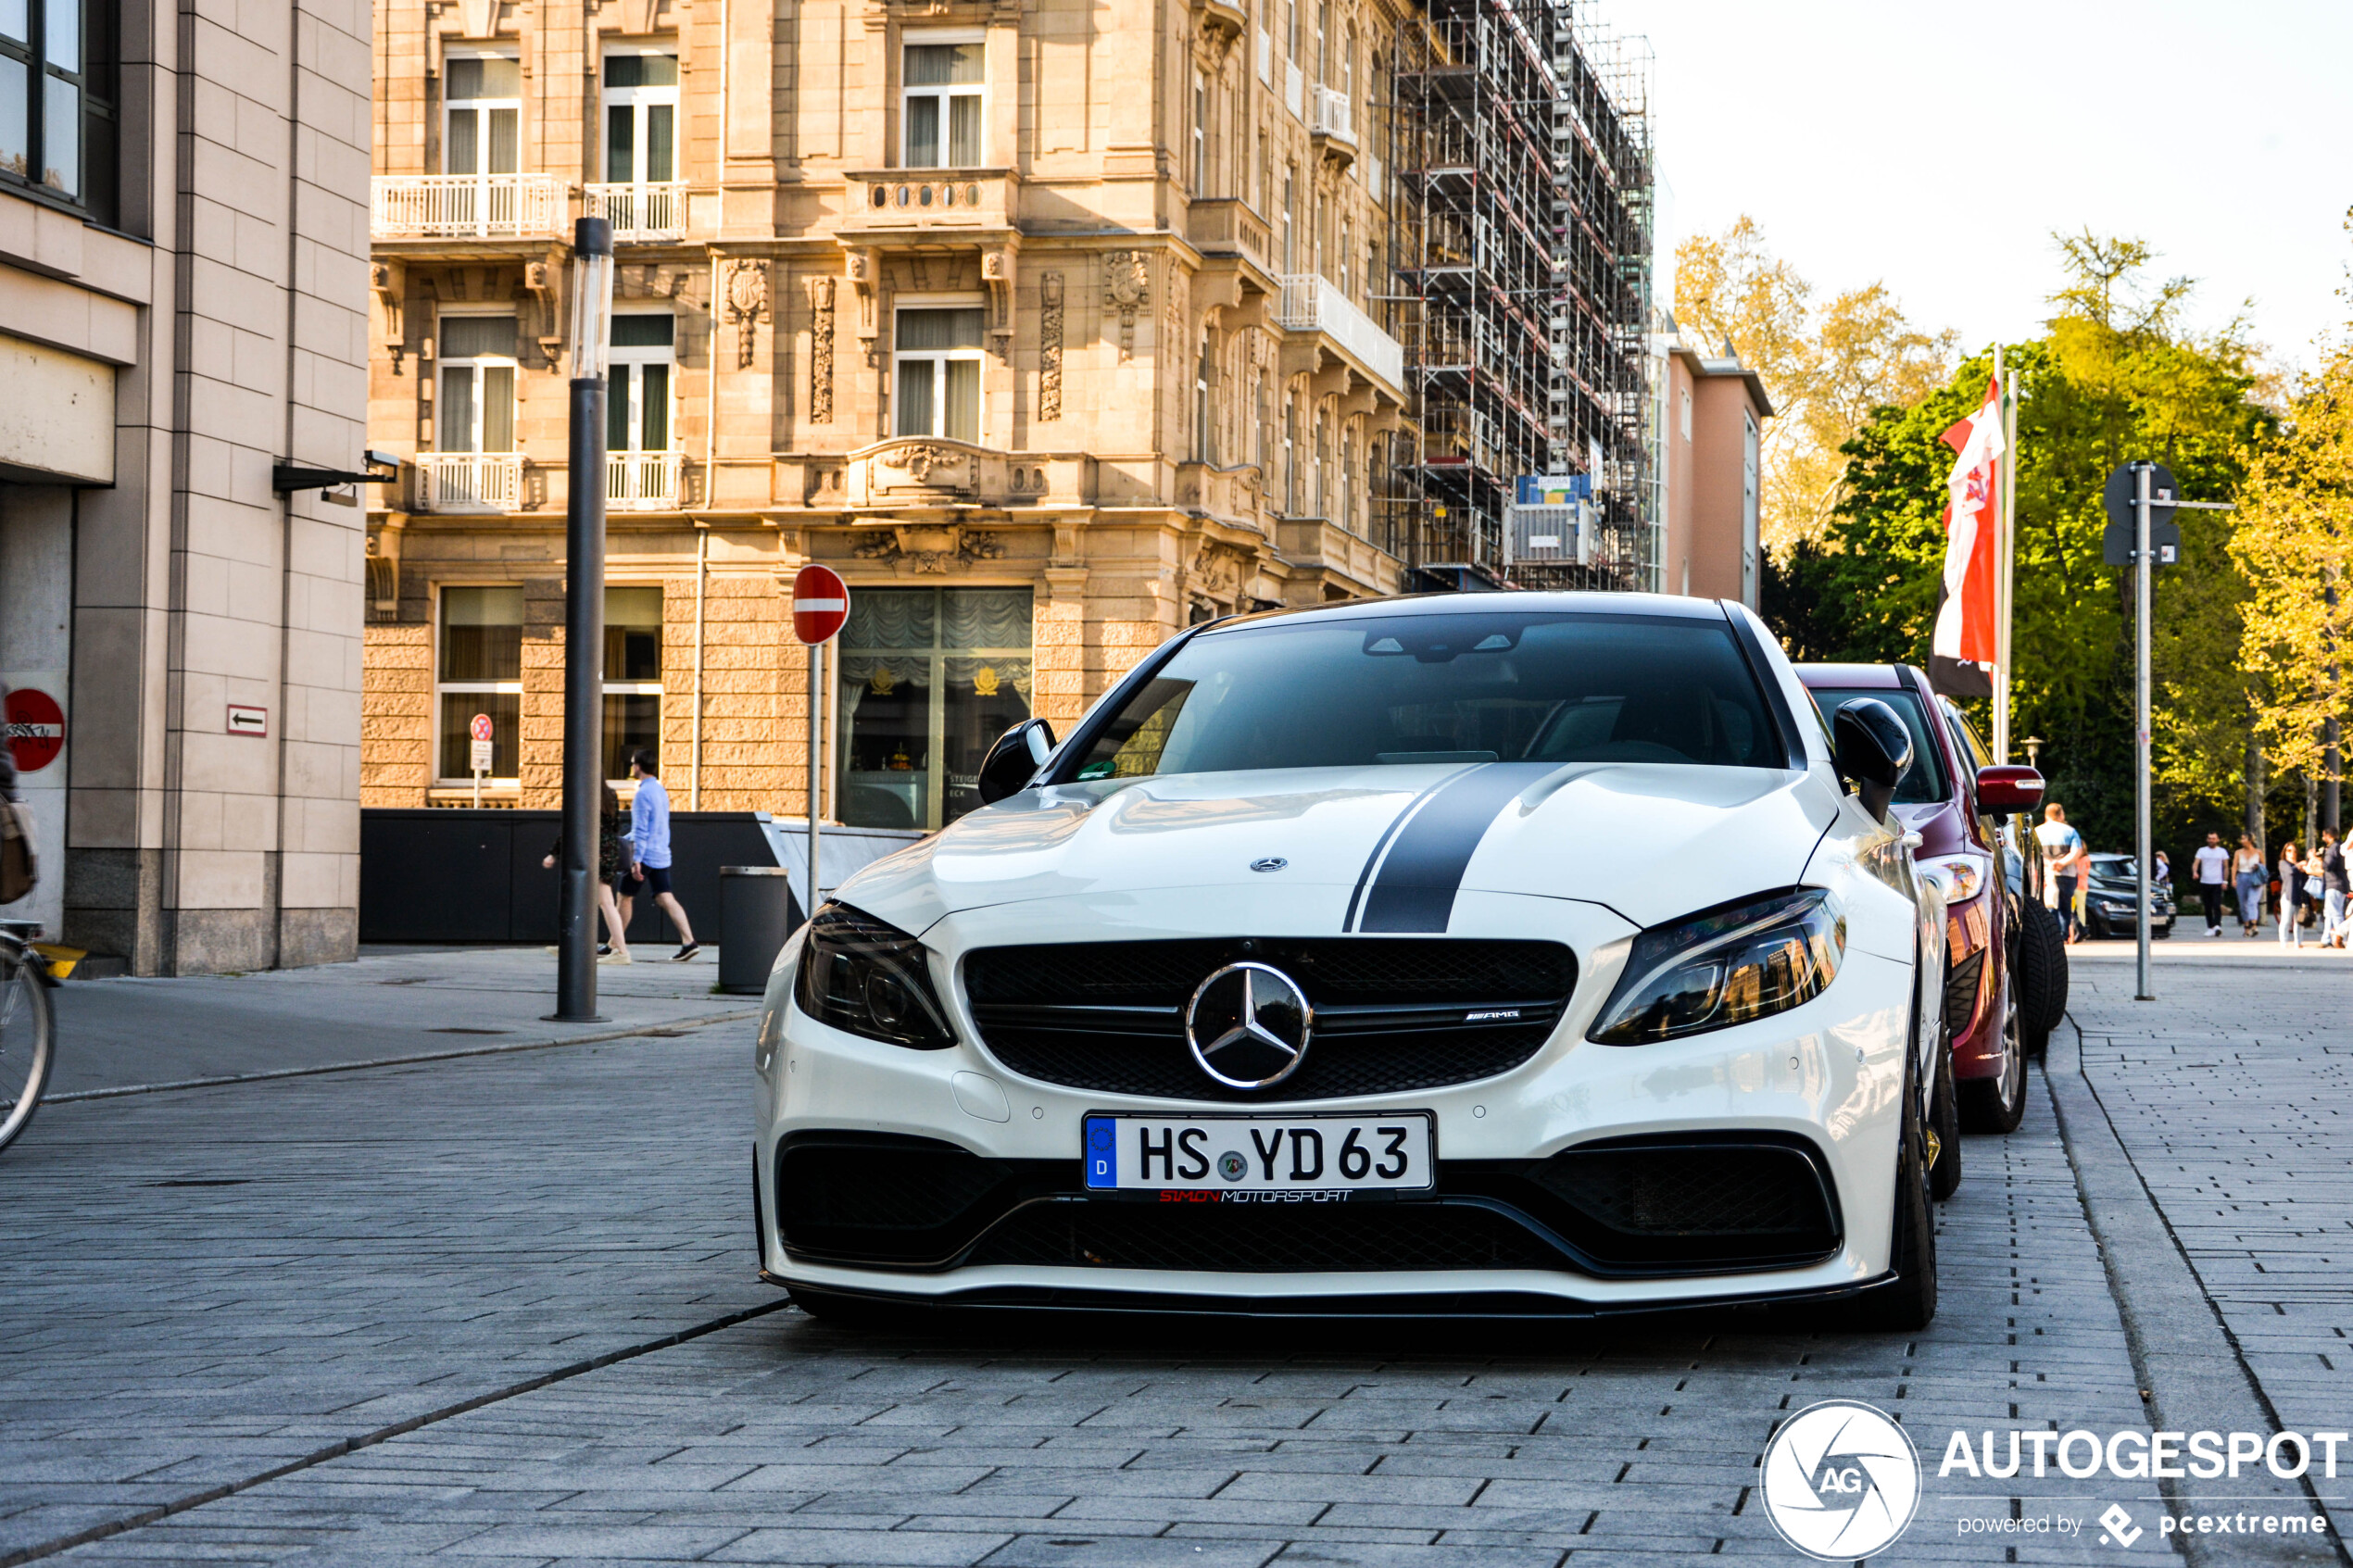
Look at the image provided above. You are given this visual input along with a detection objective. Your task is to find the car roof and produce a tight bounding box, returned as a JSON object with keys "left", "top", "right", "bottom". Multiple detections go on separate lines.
{"left": 1199, "top": 591, "right": 1736, "bottom": 634}
{"left": 1792, "top": 662, "right": 1918, "bottom": 690}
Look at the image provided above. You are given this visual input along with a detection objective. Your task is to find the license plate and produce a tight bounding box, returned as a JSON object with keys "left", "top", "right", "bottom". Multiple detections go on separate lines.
{"left": 1082, "top": 1112, "right": 1435, "bottom": 1193}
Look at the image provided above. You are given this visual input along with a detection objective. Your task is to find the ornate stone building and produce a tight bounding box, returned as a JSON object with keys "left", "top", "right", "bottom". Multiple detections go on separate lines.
{"left": 363, "top": 0, "right": 1408, "bottom": 830}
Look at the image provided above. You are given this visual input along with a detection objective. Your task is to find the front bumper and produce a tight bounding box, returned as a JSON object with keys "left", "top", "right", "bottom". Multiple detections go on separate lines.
{"left": 753, "top": 892, "right": 1919, "bottom": 1311}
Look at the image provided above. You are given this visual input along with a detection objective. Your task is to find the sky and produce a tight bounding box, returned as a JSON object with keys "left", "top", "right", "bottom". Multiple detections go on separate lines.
{"left": 1607, "top": 0, "right": 2353, "bottom": 375}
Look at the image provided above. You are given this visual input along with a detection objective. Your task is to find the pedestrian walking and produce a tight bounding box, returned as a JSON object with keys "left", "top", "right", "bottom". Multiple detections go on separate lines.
{"left": 2279, "top": 840, "right": 2307, "bottom": 948}
{"left": 2324, "top": 829, "right": 2351, "bottom": 949}
{"left": 2233, "top": 834, "right": 2268, "bottom": 936}
{"left": 2036, "top": 804, "right": 2088, "bottom": 943}
{"left": 543, "top": 784, "right": 632, "bottom": 964}
{"left": 2192, "top": 831, "right": 2231, "bottom": 936}
{"left": 628, "top": 748, "right": 700, "bottom": 962}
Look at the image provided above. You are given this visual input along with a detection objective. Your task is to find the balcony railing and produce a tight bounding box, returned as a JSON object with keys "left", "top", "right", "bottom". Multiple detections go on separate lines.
{"left": 372, "top": 175, "right": 569, "bottom": 241}
{"left": 608, "top": 451, "right": 682, "bottom": 510}
{"left": 1187, "top": 197, "right": 1273, "bottom": 274}
{"left": 415, "top": 453, "right": 524, "bottom": 513}
{"left": 1312, "top": 87, "right": 1354, "bottom": 144}
{"left": 1277, "top": 274, "right": 1404, "bottom": 390}
{"left": 1285, "top": 61, "right": 1304, "bottom": 119}
{"left": 584, "top": 182, "right": 686, "bottom": 243}
{"left": 842, "top": 169, "right": 1015, "bottom": 233}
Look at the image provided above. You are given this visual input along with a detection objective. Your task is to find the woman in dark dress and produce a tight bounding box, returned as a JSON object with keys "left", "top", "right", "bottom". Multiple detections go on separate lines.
{"left": 542, "top": 784, "right": 632, "bottom": 963}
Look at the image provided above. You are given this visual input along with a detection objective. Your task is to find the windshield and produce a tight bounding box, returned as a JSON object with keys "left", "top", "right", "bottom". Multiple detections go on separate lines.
{"left": 1068, "top": 611, "right": 1785, "bottom": 781}
{"left": 1806, "top": 685, "right": 1948, "bottom": 806}
{"left": 2089, "top": 855, "right": 2136, "bottom": 881}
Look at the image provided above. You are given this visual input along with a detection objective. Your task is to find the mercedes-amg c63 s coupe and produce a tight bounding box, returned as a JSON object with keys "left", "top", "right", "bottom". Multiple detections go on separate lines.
{"left": 753, "top": 593, "right": 1945, "bottom": 1325}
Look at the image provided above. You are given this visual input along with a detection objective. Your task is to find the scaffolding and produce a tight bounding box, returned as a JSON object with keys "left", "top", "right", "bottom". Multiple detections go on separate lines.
{"left": 1375, "top": 0, "right": 1655, "bottom": 592}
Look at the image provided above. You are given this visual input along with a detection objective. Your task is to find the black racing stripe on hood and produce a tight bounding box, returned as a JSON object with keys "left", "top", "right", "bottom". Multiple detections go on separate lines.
{"left": 1356, "top": 762, "right": 1558, "bottom": 934}
{"left": 1340, "top": 768, "right": 1461, "bottom": 934}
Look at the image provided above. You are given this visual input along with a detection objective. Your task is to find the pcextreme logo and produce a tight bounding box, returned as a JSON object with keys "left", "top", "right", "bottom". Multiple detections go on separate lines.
{"left": 1760, "top": 1399, "right": 1923, "bottom": 1561}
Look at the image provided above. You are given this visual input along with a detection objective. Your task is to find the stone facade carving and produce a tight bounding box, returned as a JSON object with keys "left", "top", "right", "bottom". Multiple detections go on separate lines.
{"left": 1102, "top": 250, "right": 1149, "bottom": 361}
{"left": 724, "top": 259, "right": 768, "bottom": 370}
{"left": 851, "top": 525, "right": 1009, "bottom": 574}
{"left": 1038, "top": 272, "right": 1064, "bottom": 421}
{"left": 804, "top": 275, "right": 836, "bottom": 422}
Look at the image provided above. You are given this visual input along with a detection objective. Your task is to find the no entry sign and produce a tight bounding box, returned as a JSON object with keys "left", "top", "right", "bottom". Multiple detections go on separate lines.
{"left": 471, "top": 712, "right": 495, "bottom": 742}
{"left": 4, "top": 686, "right": 63, "bottom": 772}
{"left": 792, "top": 563, "right": 849, "bottom": 646}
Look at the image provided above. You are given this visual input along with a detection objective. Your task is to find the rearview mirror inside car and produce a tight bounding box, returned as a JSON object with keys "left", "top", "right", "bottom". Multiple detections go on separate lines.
{"left": 1832, "top": 698, "right": 1912, "bottom": 825}
{"left": 1975, "top": 764, "right": 2045, "bottom": 813}
{"left": 975, "top": 718, "right": 1058, "bottom": 805}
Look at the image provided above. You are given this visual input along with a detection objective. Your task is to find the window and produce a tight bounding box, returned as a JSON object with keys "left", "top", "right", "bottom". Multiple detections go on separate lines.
{"left": 1071, "top": 612, "right": 1785, "bottom": 781}
{"left": 1194, "top": 337, "right": 1214, "bottom": 464}
{"left": 893, "top": 307, "right": 984, "bottom": 443}
{"left": 1338, "top": 220, "right": 1350, "bottom": 296}
{"left": 1339, "top": 427, "right": 1355, "bottom": 533}
{"left": 1285, "top": 0, "right": 1298, "bottom": 62}
{"left": 608, "top": 314, "right": 673, "bottom": 454}
{"left": 1315, "top": 0, "right": 1327, "bottom": 83}
{"left": 1679, "top": 385, "right": 1692, "bottom": 441}
{"left": 436, "top": 315, "right": 517, "bottom": 453}
{"left": 437, "top": 586, "right": 522, "bottom": 781}
{"left": 1341, "top": 22, "right": 1353, "bottom": 96}
{"left": 0, "top": 0, "right": 114, "bottom": 215}
{"left": 837, "top": 587, "right": 1034, "bottom": 831}
{"left": 902, "top": 37, "right": 982, "bottom": 168}
{"left": 1191, "top": 69, "right": 1206, "bottom": 195}
{"left": 602, "top": 49, "right": 676, "bottom": 183}
{"left": 434, "top": 314, "right": 518, "bottom": 455}
{"left": 1282, "top": 400, "right": 1298, "bottom": 513}
{"left": 1280, "top": 169, "right": 1294, "bottom": 270}
{"left": 1312, "top": 408, "right": 1327, "bottom": 515}
{"left": 443, "top": 53, "right": 520, "bottom": 177}
{"left": 604, "top": 587, "right": 662, "bottom": 781}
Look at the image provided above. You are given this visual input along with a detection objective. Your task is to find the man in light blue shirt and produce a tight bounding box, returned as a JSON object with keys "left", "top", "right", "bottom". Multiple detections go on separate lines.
{"left": 630, "top": 748, "right": 699, "bottom": 961}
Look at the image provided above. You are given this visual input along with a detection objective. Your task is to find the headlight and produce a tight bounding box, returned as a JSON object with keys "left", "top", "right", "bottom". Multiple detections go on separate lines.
{"left": 1590, "top": 889, "right": 1846, "bottom": 1046}
{"left": 792, "top": 903, "right": 955, "bottom": 1049}
{"left": 1917, "top": 851, "right": 1991, "bottom": 904}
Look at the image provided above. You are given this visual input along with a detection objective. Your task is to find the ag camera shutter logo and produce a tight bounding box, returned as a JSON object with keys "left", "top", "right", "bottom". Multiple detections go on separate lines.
{"left": 1760, "top": 1399, "right": 1921, "bottom": 1560}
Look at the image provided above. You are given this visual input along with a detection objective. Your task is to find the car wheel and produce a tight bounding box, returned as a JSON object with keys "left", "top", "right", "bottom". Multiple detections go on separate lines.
{"left": 2014, "top": 897, "right": 2068, "bottom": 1058}
{"left": 2086, "top": 909, "right": 2108, "bottom": 941}
{"left": 1848, "top": 1007, "right": 1938, "bottom": 1332}
{"left": 1958, "top": 987, "right": 2029, "bottom": 1135}
{"left": 1928, "top": 1033, "right": 1962, "bottom": 1201}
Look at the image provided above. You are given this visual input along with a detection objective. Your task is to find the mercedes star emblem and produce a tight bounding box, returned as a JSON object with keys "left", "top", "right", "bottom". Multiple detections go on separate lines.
{"left": 1185, "top": 961, "right": 1313, "bottom": 1090}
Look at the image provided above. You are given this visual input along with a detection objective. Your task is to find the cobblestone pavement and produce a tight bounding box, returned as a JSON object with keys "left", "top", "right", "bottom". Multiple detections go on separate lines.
{"left": 2071, "top": 947, "right": 2353, "bottom": 1536}
{"left": 5, "top": 946, "right": 2331, "bottom": 1567}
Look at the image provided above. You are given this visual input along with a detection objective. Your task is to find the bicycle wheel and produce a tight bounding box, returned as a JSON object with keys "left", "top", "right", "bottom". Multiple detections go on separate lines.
{"left": 0, "top": 949, "right": 55, "bottom": 1153}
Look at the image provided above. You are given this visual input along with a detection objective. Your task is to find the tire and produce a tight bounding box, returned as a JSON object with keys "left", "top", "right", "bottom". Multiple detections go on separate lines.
{"left": 1928, "top": 1034, "right": 1962, "bottom": 1201}
{"left": 1848, "top": 1010, "right": 1938, "bottom": 1332}
{"left": 0, "top": 950, "right": 55, "bottom": 1155}
{"left": 2014, "top": 897, "right": 2067, "bottom": 1058}
{"left": 1957, "top": 986, "right": 2028, "bottom": 1135}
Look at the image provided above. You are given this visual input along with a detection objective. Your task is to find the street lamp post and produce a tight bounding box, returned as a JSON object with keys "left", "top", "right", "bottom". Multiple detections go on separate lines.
{"left": 551, "top": 216, "right": 614, "bottom": 1023}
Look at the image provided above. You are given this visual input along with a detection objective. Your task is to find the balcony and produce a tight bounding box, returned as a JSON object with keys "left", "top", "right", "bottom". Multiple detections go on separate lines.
{"left": 609, "top": 451, "right": 682, "bottom": 511}
{"left": 1187, "top": 198, "right": 1273, "bottom": 276}
{"left": 840, "top": 170, "right": 1016, "bottom": 241}
{"left": 415, "top": 453, "right": 524, "bottom": 513}
{"left": 1276, "top": 274, "right": 1404, "bottom": 393}
{"left": 1308, "top": 86, "right": 1365, "bottom": 147}
{"left": 371, "top": 175, "right": 570, "bottom": 243}
{"left": 585, "top": 182, "right": 686, "bottom": 244}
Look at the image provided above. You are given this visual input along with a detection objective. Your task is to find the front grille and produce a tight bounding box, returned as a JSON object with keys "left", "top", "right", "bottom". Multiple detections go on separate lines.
{"left": 967, "top": 1198, "right": 1563, "bottom": 1273}
{"left": 963, "top": 938, "right": 1576, "bottom": 1102}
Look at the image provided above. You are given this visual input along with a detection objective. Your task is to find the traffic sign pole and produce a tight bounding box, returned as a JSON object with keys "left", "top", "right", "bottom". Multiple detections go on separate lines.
{"left": 2136, "top": 463, "right": 2154, "bottom": 1002}
{"left": 791, "top": 564, "right": 849, "bottom": 921}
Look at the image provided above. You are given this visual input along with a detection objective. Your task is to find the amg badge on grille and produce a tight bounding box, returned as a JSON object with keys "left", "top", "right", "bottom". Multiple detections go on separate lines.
{"left": 1185, "top": 962, "right": 1313, "bottom": 1090}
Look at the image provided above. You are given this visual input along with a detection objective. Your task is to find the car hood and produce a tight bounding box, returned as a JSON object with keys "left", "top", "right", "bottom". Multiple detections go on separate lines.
{"left": 836, "top": 760, "right": 1843, "bottom": 937}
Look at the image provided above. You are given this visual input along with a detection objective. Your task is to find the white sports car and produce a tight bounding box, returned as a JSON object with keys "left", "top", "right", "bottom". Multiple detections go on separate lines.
{"left": 753, "top": 593, "right": 1944, "bottom": 1324}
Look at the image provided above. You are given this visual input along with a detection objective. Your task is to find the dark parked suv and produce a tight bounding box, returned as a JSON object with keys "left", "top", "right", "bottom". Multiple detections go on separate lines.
{"left": 1797, "top": 665, "right": 2065, "bottom": 1193}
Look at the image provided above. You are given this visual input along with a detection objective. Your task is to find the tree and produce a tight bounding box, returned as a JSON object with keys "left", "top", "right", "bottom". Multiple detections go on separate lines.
{"left": 2233, "top": 346, "right": 2353, "bottom": 785}
{"left": 1674, "top": 218, "right": 1957, "bottom": 551}
{"left": 1762, "top": 235, "right": 2272, "bottom": 858}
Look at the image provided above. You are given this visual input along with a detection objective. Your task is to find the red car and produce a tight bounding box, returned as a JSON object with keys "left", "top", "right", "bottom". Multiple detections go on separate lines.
{"left": 1797, "top": 664, "right": 2051, "bottom": 1197}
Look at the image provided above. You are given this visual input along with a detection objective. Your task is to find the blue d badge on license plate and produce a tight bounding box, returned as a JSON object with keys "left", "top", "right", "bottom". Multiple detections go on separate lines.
{"left": 1085, "top": 1115, "right": 1116, "bottom": 1188}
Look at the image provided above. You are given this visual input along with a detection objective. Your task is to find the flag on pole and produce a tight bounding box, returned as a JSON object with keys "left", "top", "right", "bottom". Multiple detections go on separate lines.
{"left": 1930, "top": 375, "right": 2004, "bottom": 698}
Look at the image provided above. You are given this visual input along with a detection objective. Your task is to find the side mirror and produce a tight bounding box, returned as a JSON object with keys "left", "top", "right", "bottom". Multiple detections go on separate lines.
{"left": 1975, "top": 764, "right": 2044, "bottom": 813}
{"left": 975, "top": 718, "right": 1057, "bottom": 805}
{"left": 1832, "top": 698, "right": 1912, "bottom": 825}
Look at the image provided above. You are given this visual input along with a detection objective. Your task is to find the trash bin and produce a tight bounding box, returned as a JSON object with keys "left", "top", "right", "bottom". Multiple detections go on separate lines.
{"left": 718, "top": 866, "right": 799, "bottom": 995}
